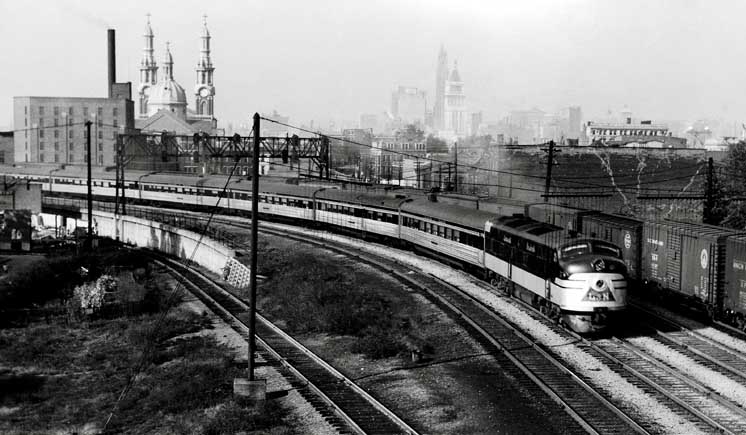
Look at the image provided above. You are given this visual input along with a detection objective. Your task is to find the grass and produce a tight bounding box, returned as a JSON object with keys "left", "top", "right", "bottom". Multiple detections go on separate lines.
{"left": 0, "top": 306, "right": 297, "bottom": 434}
{"left": 0, "top": 247, "right": 299, "bottom": 434}
{"left": 256, "top": 239, "right": 431, "bottom": 360}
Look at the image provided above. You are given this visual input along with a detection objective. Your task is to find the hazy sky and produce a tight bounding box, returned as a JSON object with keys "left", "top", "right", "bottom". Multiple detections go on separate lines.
{"left": 2, "top": 0, "right": 746, "bottom": 131}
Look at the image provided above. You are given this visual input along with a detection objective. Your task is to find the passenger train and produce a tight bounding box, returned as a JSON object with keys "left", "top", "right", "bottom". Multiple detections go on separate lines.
{"left": 2, "top": 164, "right": 628, "bottom": 333}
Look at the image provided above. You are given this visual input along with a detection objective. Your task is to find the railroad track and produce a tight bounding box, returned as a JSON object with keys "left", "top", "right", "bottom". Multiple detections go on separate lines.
{"left": 149, "top": 252, "right": 418, "bottom": 435}
{"left": 494, "top": 284, "right": 746, "bottom": 434}
{"left": 629, "top": 303, "right": 746, "bottom": 382}
{"left": 81, "top": 201, "right": 746, "bottom": 432}
{"left": 203, "top": 216, "right": 648, "bottom": 434}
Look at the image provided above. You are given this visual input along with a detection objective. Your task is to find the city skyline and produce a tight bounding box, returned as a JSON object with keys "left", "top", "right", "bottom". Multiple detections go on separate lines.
{"left": 3, "top": 0, "right": 746, "bottom": 132}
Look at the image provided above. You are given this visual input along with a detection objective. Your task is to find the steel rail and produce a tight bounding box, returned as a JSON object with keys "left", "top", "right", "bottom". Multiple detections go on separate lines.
{"left": 153, "top": 256, "right": 418, "bottom": 435}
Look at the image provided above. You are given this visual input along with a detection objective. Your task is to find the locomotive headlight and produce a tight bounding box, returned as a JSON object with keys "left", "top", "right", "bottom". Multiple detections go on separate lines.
{"left": 591, "top": 279, "right": 608, "bottom": 292}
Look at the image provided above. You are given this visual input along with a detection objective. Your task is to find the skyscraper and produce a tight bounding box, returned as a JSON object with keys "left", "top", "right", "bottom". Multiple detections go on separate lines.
{"left": 444, "top": 61, "right": 466, "bottom": 136}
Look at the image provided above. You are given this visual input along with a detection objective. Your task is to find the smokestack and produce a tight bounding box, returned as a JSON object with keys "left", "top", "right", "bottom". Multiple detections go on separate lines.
{"left": 107, "top": 29, "right": 115, "bottom": 98}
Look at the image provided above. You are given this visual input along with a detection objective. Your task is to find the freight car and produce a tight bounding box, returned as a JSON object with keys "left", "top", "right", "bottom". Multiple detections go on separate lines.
{"left": 572, "top": 212, "right": 746, "bottom": 330}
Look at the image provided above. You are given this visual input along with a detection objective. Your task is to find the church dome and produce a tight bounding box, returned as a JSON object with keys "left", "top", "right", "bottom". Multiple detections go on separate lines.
{"left": 149, "top": 79, "right": 187, "bottom": 106}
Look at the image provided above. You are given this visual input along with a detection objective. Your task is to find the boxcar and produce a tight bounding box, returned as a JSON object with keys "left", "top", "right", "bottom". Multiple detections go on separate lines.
{"left": 724, "top": 235, "right": 746, "bottom": 326}
{"left": 581, "top": 213, "right": 644, "bottom": 284}
{"left": 642, "top": 220, "right": 737, "bottom": 314}
{"left": 525, "top": 203, "right": 595, "bottom": 233}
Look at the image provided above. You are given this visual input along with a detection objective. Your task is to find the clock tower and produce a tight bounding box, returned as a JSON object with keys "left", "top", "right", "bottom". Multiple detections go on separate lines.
{"left": 194, "top": 15, "right": 215, "bottom": 119}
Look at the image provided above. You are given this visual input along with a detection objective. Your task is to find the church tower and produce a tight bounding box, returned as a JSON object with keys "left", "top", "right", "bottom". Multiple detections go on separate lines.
{"left": 194, "top": 15, "right": 215, "bottom": 119}
{"left": 434, "top": 45, "right": 448, "bottom": 130}
{"left": 138, "top": 14, "right": 158, "bottom": 118}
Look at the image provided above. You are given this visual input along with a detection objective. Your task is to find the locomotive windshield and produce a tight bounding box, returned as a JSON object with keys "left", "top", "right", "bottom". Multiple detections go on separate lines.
{"left": 559, "top": 241, "right": 621, "bottom": 259}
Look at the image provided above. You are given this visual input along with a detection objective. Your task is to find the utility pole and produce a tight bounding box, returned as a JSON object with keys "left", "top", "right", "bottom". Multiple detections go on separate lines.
{"left": 85, "top": 121, "right": 93, "bottom": 250}
{"left": 454, "top": 141, "right": 458, "bottom": 193}
{"left": 249, "top": 113, "right": 260, "bottom": 381}
{"left": 543, "top": 140, "right": 556, "bottom": 203}
{"left": 704, "top": 157, "right": 714, "bottom": 224}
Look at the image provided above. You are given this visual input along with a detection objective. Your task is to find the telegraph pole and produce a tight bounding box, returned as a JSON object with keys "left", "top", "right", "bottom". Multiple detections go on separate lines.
{"left": 249, "top": 113, "right": 260, "bottom": 381}
{"left": 704, "top": 157, "right": 714, "bottom": 224}
{"left": 86, "top": 121, "right": 93, "bottom": 250}
{"left": 454, "top": 141, "right": 458, "bottom": 193}
{"left": 543, "top": 140, "right": 556, "bottom": 203}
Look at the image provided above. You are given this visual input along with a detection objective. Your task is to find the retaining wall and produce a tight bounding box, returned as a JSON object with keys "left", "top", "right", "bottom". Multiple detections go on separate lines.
{"left": 83, "top": 210, "right": 236, "bottom": 275}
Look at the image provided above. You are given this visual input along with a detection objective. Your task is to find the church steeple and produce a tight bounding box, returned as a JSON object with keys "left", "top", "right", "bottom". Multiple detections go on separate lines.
{"left": 138, "top": 13, "right": 158, "bottom": 117}
{"left": 162, "top": 42, "right": 174, "bottom": 80}
{"left": 194, "top": 14, "right": 215, "bottom": 119}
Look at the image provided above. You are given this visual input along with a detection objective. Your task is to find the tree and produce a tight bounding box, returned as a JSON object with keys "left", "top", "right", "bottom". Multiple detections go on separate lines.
{"left": 426, "top": 135, "right": 448, "bottom": 154}
{"left": 714, "top": 141, "right": 746, "bottom": 228}
{"left": 396, "top": 124, "right": 425, "bottom": 143}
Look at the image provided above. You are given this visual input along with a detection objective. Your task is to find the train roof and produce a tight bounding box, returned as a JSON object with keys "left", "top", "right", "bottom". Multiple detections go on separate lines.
{"left": 583, "top": 212, "right": 642, "bottom": 226}
{"left": 647, "top": 219, "right": 743, "bottom": 239}
{"left": 402, "top": 199, "right": 494, "bottom": 230}
{"left": 487, "top": 214, "right": 592, "bottom": 248}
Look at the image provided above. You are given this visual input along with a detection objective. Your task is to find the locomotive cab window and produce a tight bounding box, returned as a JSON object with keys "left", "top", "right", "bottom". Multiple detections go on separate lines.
{"left": 592, "top": 242, "right": 621, "bottom": 259}
{"left": 560, "top": 243, "right": 589, "bottom": 259}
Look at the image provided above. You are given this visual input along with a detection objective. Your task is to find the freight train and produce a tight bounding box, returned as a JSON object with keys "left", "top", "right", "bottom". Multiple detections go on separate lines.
{"left": 0, "top": 164, "right": 628, "bottom": 334}
{"left": 525, "top": 203, "right": 746, "bottom": 331}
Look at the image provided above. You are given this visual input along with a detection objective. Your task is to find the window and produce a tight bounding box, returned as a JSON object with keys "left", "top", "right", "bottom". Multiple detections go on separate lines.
{"left": 39, "top": 130, "right": 44, "bottom": 138}
{"left": 39, "top": 141, "right": 44, "bottom": 150}
{"left": 113, "top": 118, "right": 118, "bottom": 128}
{"left": 39, "top": 153, "right": 44, "bottom": 163}
{"left": 113, "top": 107, "right": 118, "bottom": 117}
{"left": 98, "top": 155, "right": 103, "bottom": 164}
{"left": 54, "top": 106, "right": 59, "bottom": 116}
{"left": 83, "top": 107, "right": 88, "bottom": 118}
{"left": 98, "top": 130, "right": 103, "bottom": 139}
{"left": 98, "top": 143, "right": 103, "bottom": 151}
{"left": 560, "top": 243, "right": 589, "bottom": 259}
{"left": 97, "top": 107, "right": 103, "bottom": 118}
{"left": 39, "top": 106, "right": 45, "bottom": 116}
{"left": 39, "top": 119, "right": 44, "bottom": 127}
{"left": 54, "top": 154, "right": 59, "bottom": 163}
{"left": 54, "top": 142, "right": 59, "bottom": 151}
{"left": 69, "top": 130, "right": 74, "bottom": 139}
{"left": 54, "top": 118, "right": 58, "bottom": 127}
{"left": 69, "top": 143, "right": 74, "bottom": 150}
{"left": 68, "top": 107, "right": 73, "bottom": 117}
{"left": 54, "top": 130, "right": 59, "bottom": 138}
{"left": 24, "top": 106, "right": 27, "bottom": 115}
